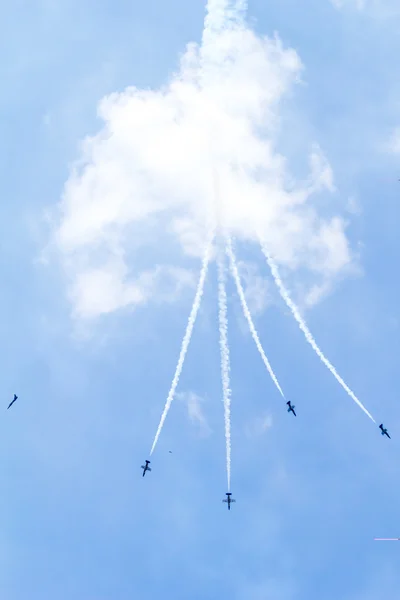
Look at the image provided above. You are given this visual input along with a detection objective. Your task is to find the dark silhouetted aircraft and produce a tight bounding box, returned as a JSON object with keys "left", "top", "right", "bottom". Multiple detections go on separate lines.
{"left": 7, "top": 394, "right": 18, "bottom": 410}
{"left": 287, "top": 401, "right": 296, "bottom": 416}
{"left": 223, "top": 492, "right": 236, "bottom": 510}
{"left": 141, "top": 460, "right": 151, "bottom": 476}
{"left": 379, "top": 424, "right": 391, "bottom": 439}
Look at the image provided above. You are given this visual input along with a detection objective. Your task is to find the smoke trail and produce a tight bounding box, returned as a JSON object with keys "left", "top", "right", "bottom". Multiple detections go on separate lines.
{"left": 150, "top": 233, "right": 214, "bottom": 455}
{"left": 226, "top": 236, "right": 286, "bottom": 399}
{"left": 259, "top": 241, "right": 376, "bottom": 423}
{"left": 217, "top": 246, "right": 232, "bottom": 491}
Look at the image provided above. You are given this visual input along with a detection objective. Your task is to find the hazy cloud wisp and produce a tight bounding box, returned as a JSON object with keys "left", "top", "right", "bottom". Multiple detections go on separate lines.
{"left": 53, "top": 0, "right": 353, "bottom": 319}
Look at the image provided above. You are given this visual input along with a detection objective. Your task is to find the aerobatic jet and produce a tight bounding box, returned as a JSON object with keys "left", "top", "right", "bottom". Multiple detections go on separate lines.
{"left": 141, "top": 460, "right": 151, "bottom": 476}
{"left": 7, "top": 394, "right": 18, "bottom": 410}
{"left": 223, "top": 492, "right": 236, "bottom": 510}
{"left": 286, "top": 401, "right": 296, "bottom": 416}
{"left": 379, "top": 424, "right": 391, "bottom": 439}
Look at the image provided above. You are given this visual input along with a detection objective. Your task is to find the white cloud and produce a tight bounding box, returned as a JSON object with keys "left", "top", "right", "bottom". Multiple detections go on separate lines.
{"left": 331, "top": 0, "right": 366, "bottom": 9}
{"left": 331, "top": 0, "right": 400, "bottom": 16}
{"left": 387, "top": 127, "right": 400, "bottom": 153}
{"left": 304, "top": 281, "right": 333, "bottom": 307}
{"left": 245, "top": 413, "right": 273, "bottom": 437}
{"left": 237, "top": 260, "right": 271, "bottom": 316}
{"left": 51, "top": 0, "right": 354, "bottom": 319}
{"left": 177, "top": 391, "right": 211, "bottom": 436}
{"left": 346, "top": 196, "right": 362, "bottom": 216}
{"left": 69, "top": 260, "right": 195, "bottom": 319}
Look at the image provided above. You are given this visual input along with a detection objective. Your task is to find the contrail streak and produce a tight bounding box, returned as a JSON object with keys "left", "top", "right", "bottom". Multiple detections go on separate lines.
{"left": 150, "top": 233, "right": 214, "bottom": 455}
{"left": 259, "top": 240, "right": 376, "bottom": 423}
{"left": 226, "top": 236, "right": 286, "bottom": 399}
{"left": 217, "top": 246, "right": 232, "bottom": 491}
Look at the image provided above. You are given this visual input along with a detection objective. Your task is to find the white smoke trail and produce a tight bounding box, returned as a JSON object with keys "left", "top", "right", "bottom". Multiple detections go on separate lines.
{"left": 150, "top": 233, "right": 215, "bottom": 455}
{"left": 259, "top": 241, "right": 376, "bottom": 423}
{"left": 217, "top": 246, "right": 232, "bottom": 491}
{"left": 226, "top": 236, "right": 286, "bottom": 399}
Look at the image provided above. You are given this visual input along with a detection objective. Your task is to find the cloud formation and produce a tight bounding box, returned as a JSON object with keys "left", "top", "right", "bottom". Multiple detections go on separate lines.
{"left": 52, "top": 0, "right": 353, "bottom": 319}
{"left": 331, "top": 0, "right": 400, "bottom": 16}
{"left": 387, "top": 127, "right": 400, "bottom": 154}
{"left": 178, "top": 391, "right": 211, "bottom": 436}
{"left": 330, "top": 0, "right": 365, "bottom": 9}
{"left": 244, "top": 413, "right": 273, "bottom": 437}
{"left": 237, "top": 260, "right": 271, "bottom": 316}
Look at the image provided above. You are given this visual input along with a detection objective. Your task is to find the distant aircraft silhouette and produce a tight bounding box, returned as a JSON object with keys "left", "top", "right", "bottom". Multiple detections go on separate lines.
{"left": 223, "top": 492, "right": 236, "bottom": 510}
{"left": 379, "top": 424, "right": 391, "bottom": 439}
{"left": 286, "top": 401, "right": 296, "bottom": 416}
{"left": 141, "top": 460, "right": 151, "bottom": 477}
{"left": 7, "top": 394, "right": 18, "bottom": 410}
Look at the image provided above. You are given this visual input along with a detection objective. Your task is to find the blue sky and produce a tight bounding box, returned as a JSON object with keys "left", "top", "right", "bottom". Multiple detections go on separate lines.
{"left": 2, "top": 0, "right": 400, "bottom": 598}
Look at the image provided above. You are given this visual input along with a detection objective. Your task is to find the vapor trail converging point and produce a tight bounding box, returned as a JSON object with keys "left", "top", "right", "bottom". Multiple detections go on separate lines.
{"left": 217, "top": 246, "right": 232, "bottom": 491}
{"left": 259, "top": 240, "right": 376, "bottom": 423}
{"left": 226, "top": 236, "right": 286, "bottom": 400}
{"left": 150, "top": 233, "right": 214, "bottom": 455}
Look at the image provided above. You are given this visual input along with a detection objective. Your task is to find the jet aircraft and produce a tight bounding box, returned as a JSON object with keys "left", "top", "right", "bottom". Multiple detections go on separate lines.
{"left": 223, "top": 492, "right": 236, "bottom": 510}
{"left": 141, "top": 460, "right": 151, "bottom": 476}
{"left": 379, "top": 424, "right": 391, "bottom": 439}
{"left": 7, "top": 394, "right": 18, "bottom": 410}
{"left": 287, "top": 401, "right": 296, "bottom": 416}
